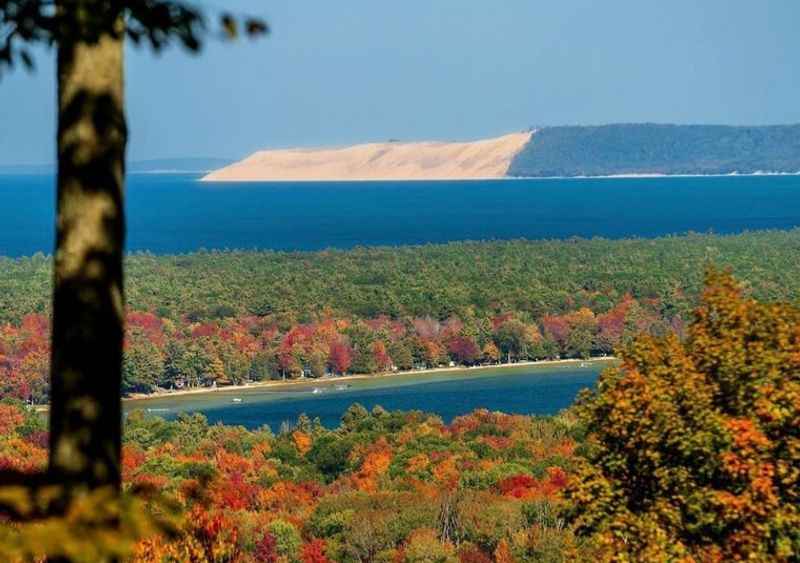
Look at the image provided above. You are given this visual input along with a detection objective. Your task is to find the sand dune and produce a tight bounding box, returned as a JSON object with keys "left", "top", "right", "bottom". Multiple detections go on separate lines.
{"left": 202, "top": 131, "right": 532, "bottom": 182}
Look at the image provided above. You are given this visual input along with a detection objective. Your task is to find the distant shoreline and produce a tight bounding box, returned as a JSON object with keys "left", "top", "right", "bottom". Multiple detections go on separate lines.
{"left": 197, "top": 171, "right": 800, "bottom": 183}
{"left": 29, "top": 356, "right": 618, "bottom": 414}
{"left": 3, "top": 169, "right": 798, "bottom": 180}
{"left": 518, "top": 171, "right": 800, "bottom": 180}
{"left": 125, "top": 357, "right": 618, "bottom": 404}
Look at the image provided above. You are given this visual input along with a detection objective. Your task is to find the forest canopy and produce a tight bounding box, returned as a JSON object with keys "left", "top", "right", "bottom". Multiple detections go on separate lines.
{"left": 508, "top": 124, "right": 800, "bottom": 177}
{"left": 1, "top": 229, "right": 799, "bottom": 325}
{"left": 2, "top": 230, "right": 800, "bottom": 402}
{"left": 1, "top": 270, "right": 797, "bottom": 560}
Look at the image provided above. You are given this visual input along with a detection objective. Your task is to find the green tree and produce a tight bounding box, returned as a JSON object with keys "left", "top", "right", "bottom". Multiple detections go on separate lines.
{"left": 389, "top": 340, "right": 414, "bottom": 371}
{"left": 217, "top": 340, "right": 250, "bottom": 385}
{"left": 249, "top": 348, "right": 280, "bottom": 381}
{"left": 307, "top": 434, "right": 354, "bottom": 482}
{"left": 341, "top": 403, "right": 370, "bottom": 431}
{"left": 268, "top": 519, "right": 302, "bottom": 562}
{"left": 565, "top": 324, "right": 594, "bottom": 359}
{"left": 164, "top": 339, "right": 214, "bottom": 388}
{"left": 309, "top": 351, "right": 328, "bottom": 378}
{"left": 122, "top": 331, "right": 164, "bottom": 394}
{"left": 347, "top": 323, "right": 377, "bottom": 374}
{"left": 495, "top": 320, "right": 532, "bottom": 361}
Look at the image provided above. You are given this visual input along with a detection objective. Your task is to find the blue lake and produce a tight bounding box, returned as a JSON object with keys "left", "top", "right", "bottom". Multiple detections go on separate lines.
{"left": 127, "top": 362, "right": 607, "bottom": 429}
{"left": 2, "top": 174, "right": 800, "bottom": 257}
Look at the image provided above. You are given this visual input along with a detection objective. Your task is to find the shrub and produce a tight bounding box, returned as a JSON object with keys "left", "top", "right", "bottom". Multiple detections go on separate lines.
{"left": 267, "top": 519, "right": 302, "bottom": 562}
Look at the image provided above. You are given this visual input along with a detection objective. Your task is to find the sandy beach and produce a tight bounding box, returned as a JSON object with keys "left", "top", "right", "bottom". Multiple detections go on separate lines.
{"left": 124, "top": 356, "right": 617, "bottom": 404}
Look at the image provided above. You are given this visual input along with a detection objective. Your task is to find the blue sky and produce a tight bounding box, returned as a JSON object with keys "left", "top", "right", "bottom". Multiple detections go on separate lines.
{"left": 1, "top": 0, "right": 799, "bottom": 164}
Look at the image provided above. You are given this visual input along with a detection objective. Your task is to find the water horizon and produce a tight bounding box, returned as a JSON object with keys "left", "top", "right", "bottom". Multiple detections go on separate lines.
{"left": 2, "top": 173, "right": 800, "bottom": 258}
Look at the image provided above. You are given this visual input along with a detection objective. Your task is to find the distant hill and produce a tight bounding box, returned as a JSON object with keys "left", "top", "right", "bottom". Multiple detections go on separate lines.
{"left": 0, "top": 158, "right": 232, "bottom": 175}
{"left": 508, "top": 124, "right": 800, "bottom": 177}
{"left": 202, "top": 133, "right": 531, "bottom": 182}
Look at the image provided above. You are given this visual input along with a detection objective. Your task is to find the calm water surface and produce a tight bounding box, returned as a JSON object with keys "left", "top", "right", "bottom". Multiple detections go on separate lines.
{"left": 128, "top": 363, "right": 608, "bottom": 429}
{"left": 1, "top": 174, "right": 800, "bottom": 256}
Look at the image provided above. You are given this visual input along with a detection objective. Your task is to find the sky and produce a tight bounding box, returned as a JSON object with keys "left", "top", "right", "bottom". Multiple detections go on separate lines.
{"left": 1, "top": 0, "right": 799, "bottom": 165}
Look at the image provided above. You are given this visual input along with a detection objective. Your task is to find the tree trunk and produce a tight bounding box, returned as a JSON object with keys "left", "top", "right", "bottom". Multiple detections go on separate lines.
{"left": 49, "top": 18, "right": 126, "bottom": 497}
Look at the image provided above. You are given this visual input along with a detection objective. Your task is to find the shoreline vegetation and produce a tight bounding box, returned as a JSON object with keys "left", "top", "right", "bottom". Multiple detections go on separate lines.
{"left": 27, "top": 357, "right": 617, "bottom": 412}
{"left": 124, "top": 356, "right": 618, "bottom": 403}
{"left": 194, "top": 170, "right": 800, "bottom": 183}
{"left": 5, "top": 229, "right": 800, "bottom": 407}
{"left": 6, "top": 170, "right": 800, "bottom": 181}
{"left": 8, "top": 272, "right": 799, "bottom": 561}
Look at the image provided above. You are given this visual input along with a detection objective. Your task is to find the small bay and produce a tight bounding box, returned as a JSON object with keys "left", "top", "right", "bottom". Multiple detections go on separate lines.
{"left": 127, "top": 362, "right": 608, "bottom": 429}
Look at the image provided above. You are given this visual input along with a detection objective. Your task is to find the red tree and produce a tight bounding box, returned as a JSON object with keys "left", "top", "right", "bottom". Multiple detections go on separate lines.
{"left": 541, "top": 315, "right": 571, "bottom": 348}
{"left": 329, "top": 342, "right": 353, "bottom": 374}
{"left": 447, "top": 336, "right": 480, "bottom": 365}
{"left": 301, "top": 539, "right": 330, "bottom": 563}
{"left": 254, "top": 532, "right": 278, "bottom": 563}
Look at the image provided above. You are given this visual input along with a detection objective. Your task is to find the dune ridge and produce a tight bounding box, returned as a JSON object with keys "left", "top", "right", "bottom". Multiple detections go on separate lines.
{"left": 201, "top": 131, "right": 532, "bottom": 182}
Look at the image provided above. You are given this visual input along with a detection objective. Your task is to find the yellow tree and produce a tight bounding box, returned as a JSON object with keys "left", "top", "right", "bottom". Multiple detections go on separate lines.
{"left": 566, "top": 270, "right": 800, "bottom": 561}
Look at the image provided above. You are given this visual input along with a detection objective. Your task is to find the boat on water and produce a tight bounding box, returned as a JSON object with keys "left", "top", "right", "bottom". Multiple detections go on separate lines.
{"left": 334, "top": 384, "right": 351, "bottom": 391}
{"left": 312, "top": 387, "right": 323, "bottom": 394}
{"left": 232, "top": 398, "right": 243, "bottom": 403}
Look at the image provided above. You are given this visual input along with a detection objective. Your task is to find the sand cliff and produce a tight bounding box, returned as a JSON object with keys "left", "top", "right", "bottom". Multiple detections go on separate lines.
{"left": 202, "top": 131, "right": 532, "bottom": 182}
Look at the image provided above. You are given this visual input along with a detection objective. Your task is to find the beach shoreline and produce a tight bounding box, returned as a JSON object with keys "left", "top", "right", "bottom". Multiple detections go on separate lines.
{"left": 124, "top": 356, "right": 617, "bottom": 404}
{"left": 198, "top": 170, "right": 800, "bottom": 183}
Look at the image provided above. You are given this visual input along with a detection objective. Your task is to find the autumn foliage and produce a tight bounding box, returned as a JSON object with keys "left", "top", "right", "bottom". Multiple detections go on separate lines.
{"left": 567, "top": 270, "right": 800, "bottom": 561}
{"left": 0, "top": 292, "right": 672, "bottom": 404}
{"left": 2, "top": 271, "right": 798, "bottom": 561}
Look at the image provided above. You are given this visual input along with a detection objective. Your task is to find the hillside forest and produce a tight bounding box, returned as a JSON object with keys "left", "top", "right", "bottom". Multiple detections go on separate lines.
{"left": 2, "top": 230, "right": 800, "bottom": 402}
{"left": 1, "top": 270, "right": 798, "bottom": 561}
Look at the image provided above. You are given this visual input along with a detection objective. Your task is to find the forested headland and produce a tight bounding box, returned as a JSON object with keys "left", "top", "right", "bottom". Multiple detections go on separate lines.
{"left": 509, "top": 124, "right": 800, "bottom": 177}
{"left": 2, "top": 229, "right": 800, "bottom": 402}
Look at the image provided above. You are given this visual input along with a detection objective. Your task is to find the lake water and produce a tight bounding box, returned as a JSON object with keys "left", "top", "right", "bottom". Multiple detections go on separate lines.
{"left": 127, "top": 362, "right": 608, "bottom": 429}
{"left": 1, "top": 174, "right": 800, "bottom": 256}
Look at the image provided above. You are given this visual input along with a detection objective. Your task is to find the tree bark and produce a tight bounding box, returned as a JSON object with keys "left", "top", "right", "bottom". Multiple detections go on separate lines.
{"left": 49, "top": 16, "right": 126, "bottom": 496}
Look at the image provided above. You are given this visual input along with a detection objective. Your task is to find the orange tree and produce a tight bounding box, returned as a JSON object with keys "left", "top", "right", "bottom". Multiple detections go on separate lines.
{"left": 565, "top": 269, "right": 800, "bottom": 561}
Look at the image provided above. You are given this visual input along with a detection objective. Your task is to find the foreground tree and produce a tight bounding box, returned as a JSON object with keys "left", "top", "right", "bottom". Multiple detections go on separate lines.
{"left": 50, "top": 12, "right": 128, "bottom": 493}
{"left": 566, "top": 270, "right": 800, "bottom": 561}
{"left": 0, "top": 1, "right": 265, "bottom": 557}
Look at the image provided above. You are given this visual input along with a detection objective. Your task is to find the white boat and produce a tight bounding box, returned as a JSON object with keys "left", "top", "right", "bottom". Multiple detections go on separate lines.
{"left": 334, "top": 384, "right": 351, "bottom": 391}
{"left": 312, "top": 387, "right": 323, "bottom": 394}
{"left": 232, "top": 397, "right": 243, "bottom": 403}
